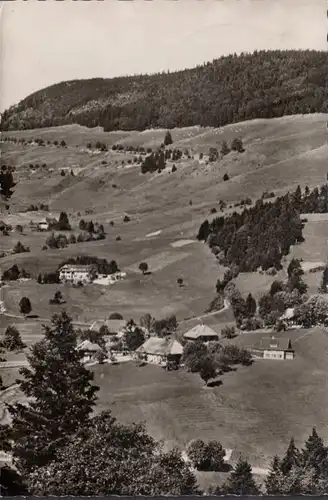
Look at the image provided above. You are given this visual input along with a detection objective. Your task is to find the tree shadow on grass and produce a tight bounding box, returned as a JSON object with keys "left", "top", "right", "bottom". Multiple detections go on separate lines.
{"left": 207, "top": 379, "right": 223, "bottom": 388}
{"left": 221, "top": 462, "right": 233, "bottom": 473}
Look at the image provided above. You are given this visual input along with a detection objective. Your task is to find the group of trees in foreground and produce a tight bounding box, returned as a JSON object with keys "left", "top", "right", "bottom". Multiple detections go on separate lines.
{"left": 0, "top": 312, "right": 328, "bottom": 495}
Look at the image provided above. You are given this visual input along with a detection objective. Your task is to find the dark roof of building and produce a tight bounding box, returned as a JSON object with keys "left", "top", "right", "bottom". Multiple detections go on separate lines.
{"left": 184, "top": 324, "right": 219, "bottom": 340}
{"left": 260, "top": 336, "right": 294, "bottom": 352}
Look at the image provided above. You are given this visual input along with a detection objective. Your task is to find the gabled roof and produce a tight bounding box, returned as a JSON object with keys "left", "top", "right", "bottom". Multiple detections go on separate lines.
{"left": 184, "top": 323, "right": 219, "bottom": 340}
{"left": 260, "top": 336, "right": 293, "bottom": 352}
{"left": 60, "top": 264, "right": 94, "bottom": 272}
{"left": 137, "top": 337, "right": 183, "bottom": 356}
{"left": 77, "top": 339, "right": 103, "bottom": 352}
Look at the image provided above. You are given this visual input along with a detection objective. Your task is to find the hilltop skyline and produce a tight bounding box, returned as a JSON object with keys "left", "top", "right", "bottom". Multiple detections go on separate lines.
{"left": 1, "top": 0, "right": 326, "bottom": 112}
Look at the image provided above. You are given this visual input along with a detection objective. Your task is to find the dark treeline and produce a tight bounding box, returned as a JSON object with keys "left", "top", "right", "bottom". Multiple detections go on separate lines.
{"left": 198, "top": 191, "right": 304, "bottom": 272}
{"left": 2, "top": 50, "right": 328, "bottom": 131}
{"left": 198, "top": 183, "right": 328, "bottom": 272}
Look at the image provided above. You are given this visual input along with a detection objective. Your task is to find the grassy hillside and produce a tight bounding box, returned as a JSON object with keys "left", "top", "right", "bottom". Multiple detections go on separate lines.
{"left": 2, "top": 115, "right": 328, "bottom": 481}
{"left": 2, "top": 50, "right": 328, "bottom": 131}
{"left": 1, "top": 114, "right": 328, "bottom": 321}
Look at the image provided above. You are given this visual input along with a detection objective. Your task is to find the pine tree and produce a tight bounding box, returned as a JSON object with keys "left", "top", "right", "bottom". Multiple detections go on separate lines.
{"left": 222, "top": 458, "right": 260, "bottom": 495}
{"left": 7, "top": 312, "right": 99, "bottom": 473}
{"left": 58, "top": 212, "right": 71, "bottom": 230}
{"left": 265, "top": 455, "right": 285, "bottom": 494}
{"left": 245, "top": 293, "right": 257, "bottom": 317}
{"left": 319, "top": 266, "right": 328, "bottom": 293}
{"left": 281, "top": 437, "right": 301, "bottom": 475}
{"left": 164, "top": 130, "right": 173, "bottom": 146}
{"left": 301, "top": 428, "right": 328, "bottom": 473}
{"left": 197, "top": 220, "right": 210, "bottom": 241}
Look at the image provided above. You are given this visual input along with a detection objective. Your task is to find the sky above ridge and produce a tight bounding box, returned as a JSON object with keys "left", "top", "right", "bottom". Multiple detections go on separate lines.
{"left": 1, "top": 0, "right": 326, "bottom": 112}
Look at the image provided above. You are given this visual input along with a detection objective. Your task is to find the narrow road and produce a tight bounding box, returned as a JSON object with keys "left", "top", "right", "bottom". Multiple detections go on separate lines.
{"left": 181, "top": 299, "right": 231, "bottom": 324}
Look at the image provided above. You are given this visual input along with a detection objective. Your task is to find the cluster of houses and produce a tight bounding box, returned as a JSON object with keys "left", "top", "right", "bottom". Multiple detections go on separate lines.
{"left": 77, "top": 319, "right": 295, "bottom": 367}
{"left": 58, "top": 264, "right": 126, "bottom": 286}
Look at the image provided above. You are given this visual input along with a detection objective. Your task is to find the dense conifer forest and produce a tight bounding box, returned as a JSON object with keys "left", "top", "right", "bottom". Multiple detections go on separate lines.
{"left": 197, "top": 183, "right": 328, "bottom": 272}
{"left": 2, "top": 50, "right": 328, "bottom": 131}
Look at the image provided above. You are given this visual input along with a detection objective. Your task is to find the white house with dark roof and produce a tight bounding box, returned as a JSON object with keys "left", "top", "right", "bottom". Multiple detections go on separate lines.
{"left": 59, "top": 264, "right": 96, "bottom": 285}
{"left": 260, "top": 336, "right": 295, "bottom": 360}
{"left": 183, "top": 323, "right": 220, "bottom": 342}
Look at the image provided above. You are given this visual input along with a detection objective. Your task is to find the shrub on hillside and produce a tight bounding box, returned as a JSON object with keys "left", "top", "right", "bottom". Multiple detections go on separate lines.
{"left": 2, "top": 265, "right": 30, "bottom": 282}
{"left": 2, "top": 326, "right": 25, "bottom": 351}
{"left": 19, "top": 296, "right": 32, "bottom": 316}
{"left": 221, "top": 325, "right": 236, "bottom": 339}
{"left": 12, "top": 241, "right": 30, "bottom": 254}
{"left": 231, "top": 138, "right": 244, "bottom": 153}
{"left": 109, "top": 312, "right": 123, "bottom": 320}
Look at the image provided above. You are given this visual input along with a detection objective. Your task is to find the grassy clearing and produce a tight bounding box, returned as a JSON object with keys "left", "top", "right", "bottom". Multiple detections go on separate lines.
{"left": 91, "top": 326, "right": 328, "bottom": 468}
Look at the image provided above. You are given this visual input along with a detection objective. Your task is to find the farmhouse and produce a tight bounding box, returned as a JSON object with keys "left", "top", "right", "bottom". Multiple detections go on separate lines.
{"left": 136, "top": 337, "right": 183, "bottom": 366}
{"left": 183, "top": 323, "right": 220, "bottom": 342}
{"left": 37, "top": 219, "right": 49, "bottom": 231}
{"left": 59, "top": 264, "right": 96, "bottom": 284}
{"left": 77, "top": 339, "right": 105, "bottom": 363}
{"left": 260, "top": 336, "right": 295, "bottom": 360}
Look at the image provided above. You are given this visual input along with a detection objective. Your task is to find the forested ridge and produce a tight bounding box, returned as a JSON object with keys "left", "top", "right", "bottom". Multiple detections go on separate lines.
{"left": 2, "top": 50, "right": 328, "bottom": 131}
{"left": 197, "top": 183, "right": 328, "bottom": 272}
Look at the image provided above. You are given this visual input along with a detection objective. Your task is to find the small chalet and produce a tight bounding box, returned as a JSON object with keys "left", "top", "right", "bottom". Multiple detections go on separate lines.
{"left": 260, "top": 336, "right": 295, "bottom": 360}
{"left": 183, "top": 323, "right": 220, "bottom": 342}
{"left": 37, "top": 219, "right": 49, "bottom": 231}
{"left": 136, "top": 337, "right": 183, "bottom": 366}
{"left": 59, "top": 264, "right": 96, "bottom": 285}
{"left": 77, "top": 339, "right": 105, "bottom": 363}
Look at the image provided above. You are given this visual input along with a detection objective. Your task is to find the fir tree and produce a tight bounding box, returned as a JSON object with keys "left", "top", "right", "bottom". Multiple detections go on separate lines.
{"left": 281, "top": 437, "right": 301, "bottom": 475}
{"left": 164, "top": 130, "right": 173, "bottom": 146}
{"left": 265, "top": 455, "right": 285, "bottom": 494}
{"left": 301, "top": 428, "right": 328, "bottom": 473}
{"left": 222, "top": 458, "right": 260, "bottom": 495}
{"left": 6, "top": 312, "right": 99, "bottom": 473}
{"left": 197, "top": 220, "right": 210, "bottom": 241}
{"left": 245, "top": 293, "right": 257, "bottom": 317}
{"left": 318, "top": 266, "right": 328, "bottom": 294}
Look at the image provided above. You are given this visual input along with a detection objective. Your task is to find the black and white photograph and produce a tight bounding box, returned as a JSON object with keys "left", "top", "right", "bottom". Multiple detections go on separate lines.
{"left": 0, "top": 0, "right": 327, "bottom": 496}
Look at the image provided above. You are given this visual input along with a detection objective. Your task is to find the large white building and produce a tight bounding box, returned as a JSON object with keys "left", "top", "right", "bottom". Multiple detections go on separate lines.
{"left": 260, "top": 336, "right": 295, "bottom": 360}
{"left": 59, "top": 264, "right": 95, "bottom": 285}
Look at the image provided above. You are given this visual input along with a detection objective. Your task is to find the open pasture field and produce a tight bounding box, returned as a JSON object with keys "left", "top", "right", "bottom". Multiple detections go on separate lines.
{"left": 91, "top": 325, "right": 328, "bottom": 468}
{"left": 3, "top": 114, "right": 328, "bottom": 218}
{"left": 0, "top": 235, "right": 219, "bottom": 323}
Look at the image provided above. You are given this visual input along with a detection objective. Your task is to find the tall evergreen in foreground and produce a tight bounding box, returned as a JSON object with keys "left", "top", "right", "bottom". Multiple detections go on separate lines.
{"left": 221, "top": 458, "right": 260, "bottom": 495}
{"left": 5, "top": 312, "right": 99, "bottom": 473}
